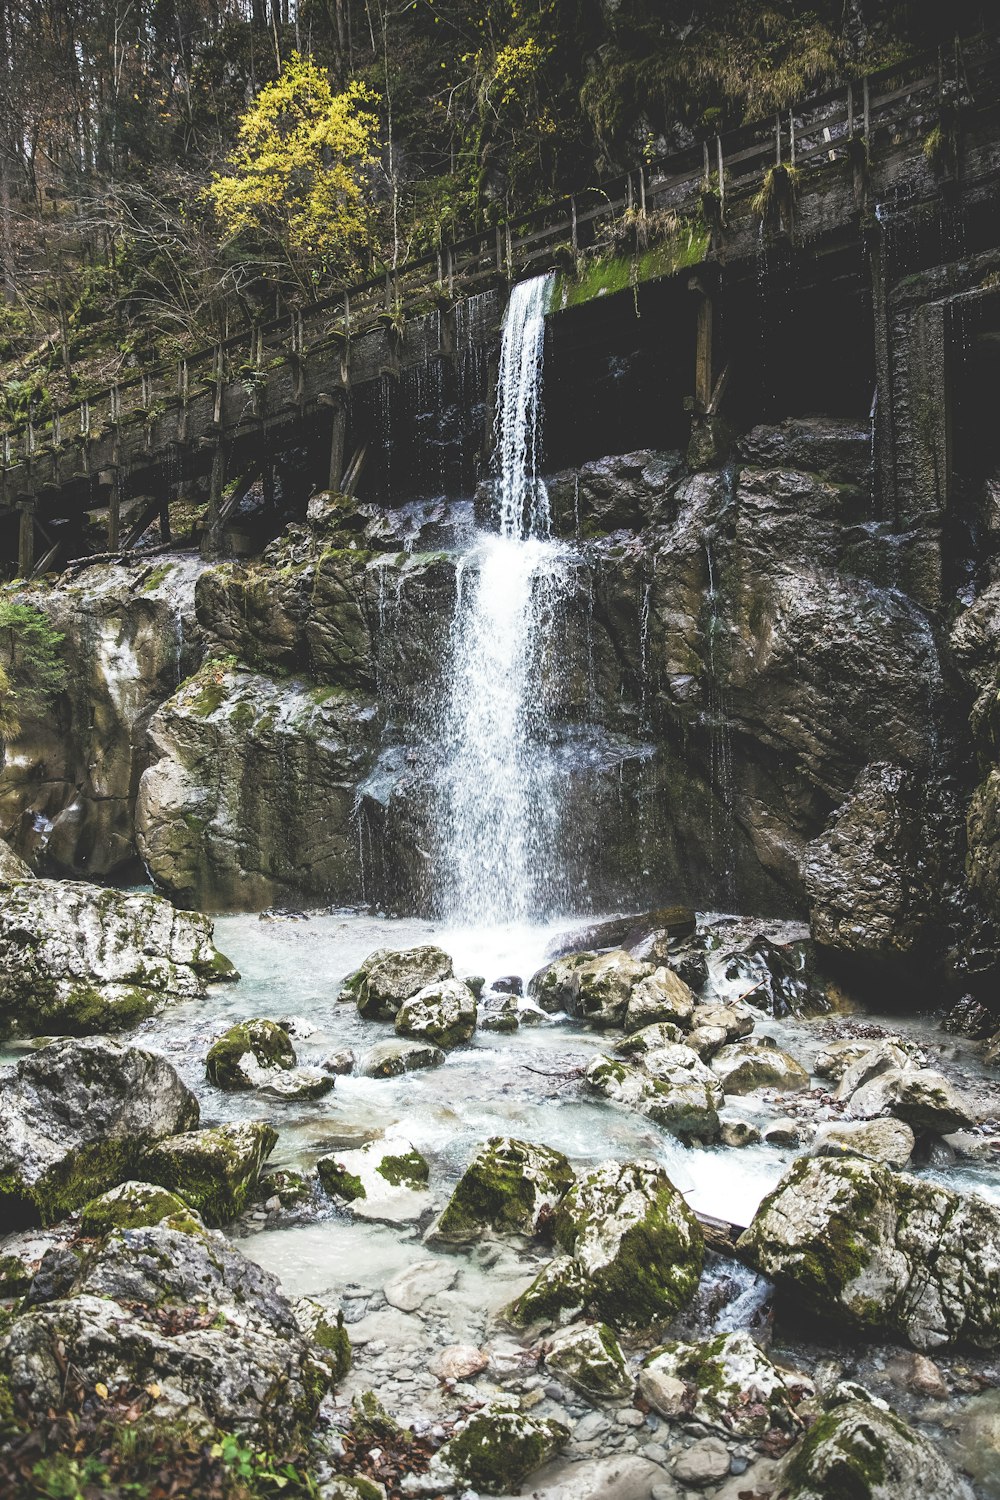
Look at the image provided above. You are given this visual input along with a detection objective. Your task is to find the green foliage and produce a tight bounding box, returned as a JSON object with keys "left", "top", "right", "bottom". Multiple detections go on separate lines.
{"left": 0, "top": 600, "right": 66, "bottom": 743}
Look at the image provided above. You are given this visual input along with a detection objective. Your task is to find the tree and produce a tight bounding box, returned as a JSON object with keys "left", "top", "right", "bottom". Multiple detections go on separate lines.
{"left": 206, "top": 52, "right": 379, "bottom": 289}
{"left": 0, "top": 600, "right": 66, "bottom": 742}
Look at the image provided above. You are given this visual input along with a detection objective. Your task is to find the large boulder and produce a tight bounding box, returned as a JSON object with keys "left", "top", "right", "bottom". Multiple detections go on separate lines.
{"left": 349, "top": 945, "right": 454, "bottom": 1021}
{"left": 358, "top": 1038, "right": 446, "bottom": 1076}
{"left": 395, "top": 978, "right": 477, "bottom": 1048}
{"left": 585, "top": 1054, "right": 721, "bottom": 1143}
{"left": 623, "top": 966, "right": 695, "bottom": 1031}
{"left": 0, "top": 879, "right": 235, "bottom": 1038}
{"left": 427, "top": 1137, "right": 574, "bottom": 1246}
{"left": 317, "top": 1136, "right": 431, "bottom": 1225}
{"left": 638, "top": 1330, "right": 811, "bottom": 1438}
{"left": 739, "top": 1156, "right": 1000, "bottom": 1350}
{"left": 0, "top": 1225, "right": 336, "bottom": 1438}
{"left": 845, "top": 1068, "right": 976, "bottom": 1134}
{"left": 0, "top": 1038, "right": 198, "bottom": 1226}
{"left": 809, "top": 1118, "right": 915, "bottom": 1169}
{"left": 429, "top": 1397, "right": 569, "bottom": 1496}
{"left": 773, "top": 1399, "right": 973, "bottom": 1500}
{"left": 552, "top": 1160, "right": 703, "bottom": 1329}
{"left": 206, "top": 1018, "right": 296, "bottom": 1089}
{"left": 141, "top": 1121, "right": 277, "bottom": 1227}
{"left": 530, "top": 950, "right": 652, "bottom": 1027}
{"left": 711, "top": 1036, "right": 809, "bottom": 1095}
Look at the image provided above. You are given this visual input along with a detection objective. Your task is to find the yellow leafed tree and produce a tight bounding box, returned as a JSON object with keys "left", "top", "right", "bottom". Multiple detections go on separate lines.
{"left": 207, "top": 54, "right": 380, "bottom": 281}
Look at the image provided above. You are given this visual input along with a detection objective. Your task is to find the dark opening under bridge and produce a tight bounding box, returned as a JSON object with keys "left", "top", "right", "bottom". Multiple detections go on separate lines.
{"left": 3, "top": 31, "right": 1000, "bottom": 577}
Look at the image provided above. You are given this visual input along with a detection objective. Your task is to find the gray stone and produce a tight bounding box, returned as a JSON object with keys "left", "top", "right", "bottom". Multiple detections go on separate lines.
{"left": 809, "top": 1117, "right": 915, "bottom": 1168}
{"left": 673, "top": 1436, "right": 731, "bottom": 1487}
{"left": 350, "top": 945, "right": 454, "bottom": 1021}
{"left": 359, "top": 1038, "right": 446, "bottom": 1076}
{"left": 711, "top": 1037, "right": 809, "bottom": 1095}
{"left": 773, "top": 1399, "right": 973, "bottom": 1499}
{"left": 395, "top": 977, "right": 477, "bottom": 1049}
{"left": 624, "top": 967, "right": 695, "bottom": 1031}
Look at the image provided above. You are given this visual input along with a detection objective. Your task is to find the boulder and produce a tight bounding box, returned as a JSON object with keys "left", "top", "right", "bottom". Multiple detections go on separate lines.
{"left": 0, "top": 1038, "right": 198, "bottom": 1227}
{"left": 395, "top": 978, "right": 477, "bottom": 1048}
{"left": 691, "top": 1002, "right": 755, "bottom": 1042}
{"left": 79, "top": 1181, "right": 204, "bottom": 1238}
{"left": 358, "top": 1038, "right": 446, "bottom": 1076}
{"left": 639, "top": 1331, "right": 811, "bottom": 1438}
{"left": 615, "top": 1022, "right": 685, "bottom": 1057}
{"left": 585, "top": 1055, "right": 720, "bottom": 1143}
{"left": 427, "top": 1137, "right": 574, "bottom": 1246}
{"left": 543, "top": 1321, "right": 634, "bottom": 1401}
{"left": 814, "top": 1039, "right": 878, "bottom": 1082}
{"left": 846, "top": 1068, "right": 976, "bottom": 1134}
{"left": 206, "top": 1018, "right": 297, "bottom": 1089}
{"left": 809, "top": 1118, "right": 915, "bottom": 1169}
{"left": 673, "top": 1436, "right": 732, "bottom": 1488}
{"left": 624, "top": 966, "right": 695, "bottom": 1031}
{"left": 0, "top": 836, "right": 33, "bottom": 882}
{"left": 773, "top": 1399, "right": 973, "bottom": 1500}
{"left": 0, "top": 1225, "right": 334, "bottom": 1438}
{"left": 503, "top": 1255, "right": 592, "bottom": 1330}
{"left": 834, "top": 1041, "right": 913, "bottom": 1101}
{"left": 0, "top": 879, "right": 235, "bottom": 1038}
{"left": 317, "top": 1137, "right": 431, "bottom": 1225}
{"left": 430, "top": 1397, "right": 569, "bottom": 1495}
{"left": 251, "top": 1065, "right": 335, "bottom": 1100}
{"left": 739, "top": 1156, "right": 1000, "bottom": 1350}
{"left": 530, "top": 950, "right": 652, "bottom": 1027}
{"left": 349, "top": 945, "right": 454, "bottom": 1021}
{"left": 553, "top": 1160, "right": 703, "bottom": 1329}
{"left": 711, "top": 1037, "right": 809, "bottom": 1095}
{"left": 141, "top": 1121, "right": 277, "bottom": 1226}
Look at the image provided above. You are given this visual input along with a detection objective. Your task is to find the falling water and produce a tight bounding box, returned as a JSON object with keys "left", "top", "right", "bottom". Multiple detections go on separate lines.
{"left": 434, "top": 273, "right": 572, "bottom": 925}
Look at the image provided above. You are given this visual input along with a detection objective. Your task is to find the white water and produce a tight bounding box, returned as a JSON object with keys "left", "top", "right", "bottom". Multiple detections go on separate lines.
{"left": 433, "top": 274, "right": 575, "bottom": 925}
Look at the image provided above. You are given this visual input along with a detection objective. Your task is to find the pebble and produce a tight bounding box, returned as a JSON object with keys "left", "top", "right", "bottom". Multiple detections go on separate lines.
{"left": 642, "top": 1443, "right": 669, "bottom": 1464}
{"left": 575, "top": 1412, "right": 611, "bottom": 1441}
{"left": 673, "top": 1437, "right": 731, "bottom": 1487}
{"left": 617, "top": 1407, "right": 646, "bottom": 1428}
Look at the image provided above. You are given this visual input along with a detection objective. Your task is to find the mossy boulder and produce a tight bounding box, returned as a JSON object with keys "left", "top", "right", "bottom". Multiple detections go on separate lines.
{"left": 615, "top": 1021, "right": 685, "bottom": 1057}
{"left": 529, "top": 950, "right": 653, "bottom": 1027}
{"left": 317, "top": 1136, "right": 431, "bottom": 1225}
{"left": 739, "top": 1155, "right": 1000, "bottom": 1350}
{"left": 431, "top": 1397, "right": 569, "bottom": 1495}
{"left": 79, "top": 1180, "right": 204, "bottom": 1238}
{"left": 544, "top": 1321, "right": 634, "bottom": 1401}
{"left": 293, "top": 1298, "right": 352, "bottom": 1383}
{"left": 205, "top": 1018, "right": 296, "bottom": 1089}
{"left": 0, "top": 1038, "right": 199, "bottom": 1228}
{"left": 347, "top": 945, "right": 453, "bottom": 1021}
{"left": 585, "top": 1053, "right": 721, "bottom": 1143}
{"left": 711, "top": 1036, "right": 809, "bottom": 1095}
{"left": 358, "top": 1038, "right": 445, "bottom": 1076}
{"left": 141, "top": 1120, "right": 277, "bottom": 1227}
{"left": 846, "top": 1067, "right": 975, "bottom": 1134}
{"left": 553, "top": 1159, "right": 703, "bottom": 1330}
{"left": 395, "top": 978, "right": 477, "bottom": 1049}
{"left": 624, "top": 966, "right": 695, "bottom": 1031}
{"left": 639, "top": 1331, "right": 812, "bottom": 1438}
{"left": 427, "top": 1137, "right": 575, "bottom": 1246}
{"left": 775, "top": 1399, "right": 973, "bottom": 1499}
{"left": 0, "top": 879, "right": 235, "bottom": 1039}
{"left": 502, "top": 1254, "right": 592, "bottom": 1330}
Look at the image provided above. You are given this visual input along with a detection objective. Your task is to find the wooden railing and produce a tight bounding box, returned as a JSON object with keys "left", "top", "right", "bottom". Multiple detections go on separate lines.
{"left": 2, "top": 29, "right": 998, "bottom": 477}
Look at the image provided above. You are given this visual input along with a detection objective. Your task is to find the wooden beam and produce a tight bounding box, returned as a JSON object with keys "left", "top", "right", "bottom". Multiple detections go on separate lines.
{"left": 202, "top": 440, "right": 227, "bottom": 559}
{"left": 327, "top": 394, "right": 348, "bottom": 491}
{"left": 17, "top": 503, "right": 35, "bottom": 577}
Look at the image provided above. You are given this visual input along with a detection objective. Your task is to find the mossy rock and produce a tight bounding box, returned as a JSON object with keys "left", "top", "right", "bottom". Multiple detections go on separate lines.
{"left": 503, "top": 1254, "right": 592, "bottom": 1330}
{"left": 639, "top": 1330, "right": 811, "bottom": 1437}
{"left": 544, "top": 1321, "right": 634, "bottom": 1400}
{"left": 79, "top": 1180, "right": 205, "bottom": 1238}
{"left": 141, "top": 1121, "right": 277, "bottom": 1227}
{"left": 429, "top": 1137, "right": 575, "bottom": 1246}
{"left": 395, "top": 978, "right": 477, "bottom": 1049}
{"left": 347, "top": 945, "right": 454, "bottom": 1021}
{"left": 434, "top": 1398, "right": 569, "bottom": 1495}
{"left": 205, "top": 1018, "right": 296, "bottom": 1090}
{"left": 776, "top": 1399, "right": 969, "bottom": 1499}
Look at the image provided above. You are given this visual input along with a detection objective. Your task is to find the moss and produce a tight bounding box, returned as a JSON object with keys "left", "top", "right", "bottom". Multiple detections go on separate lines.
{"left": 80, "top": 1183, "right": 196, "bottom": 1237}
{"left": 205, "top": 1019, "right": 295, "bottom": 1089}
{"left": 316, "top": 1159, "right": 366, "bottom": 1202}
{"left": 0, "top": 1253, "right": 32, "bottom": 1295}
{"left": 139, "top": 563, "right": 173, "bottom": 593}
{"left": 783, "top": 1405, "right": 896, "bottom": 1493}
{"left": 181, "top": 657, "right": 237, "bottom": 718}
{"left": 54, "top": 982, "right": 158, "bottom": 1034}
{"left": 748, "top": 1157, "right": 878, "bottom": 1304}
{"left": 314, "top": 1310, "right": 352, "bottom": 1382}
{"left": 141, "top": 1123, "right": 277, "bottom": 1227}
{"left": 351, "top": 1390, "right": 407, "bottom": 1444}
{"left": 443, "top": 1407, "right": 567, "bottom": 1495}
{"left": 503, "top": 1256, "right": 590, "bottom": 1328}
{"left": 554, "top": 222, "right": 710, "bottom": 312}
{"left": 1, "top": 1134, "right": 142, "bottom": 1227}
{"left": 435, "top": 1138, "right": 573, "bottom": 1240}
{"left": 376, "top": 1149, "right": 429, "bottom": 1189}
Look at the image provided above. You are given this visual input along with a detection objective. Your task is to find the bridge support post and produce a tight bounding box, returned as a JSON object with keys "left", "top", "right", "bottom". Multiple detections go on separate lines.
{"left": 326, "top": 392, "right": 348, "bottom": 492}
{"left": 690, "top": 276, "right": 715, "bottom": 412}
{"left": 202, "top": 439, "right": 227, "bottom": 560}
{"left": 107, "top": 481, "right": 121, "bottom": 553}
{"left": 17, "top": 502, "right": 35, "bottom": 577}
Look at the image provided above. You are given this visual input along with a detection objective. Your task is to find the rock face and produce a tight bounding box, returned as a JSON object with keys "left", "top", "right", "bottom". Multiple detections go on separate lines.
{"left": 552, "top": 1159, "right": 703, "bottom": 1329}
{"left": 774, "top": 1399, "right": 973, "bottom": 1500}
{"left": 0, "top": 878, "right": 235, "bottom": 1038}
{"left": 395, "top": 978, "right": 477, "bottom": 1048}
{"left": 0, "top": 1038, "right": 199, "bottom": 1226}
{"left": 0, "top": 1225, "right": 335, "bottom": 1437}
{"left": 141, "top": 1121, "right": 277, "bottom": 1227}
{"left": 350, "top": 945, "right": 454, "bottom": 1021}
{"left": 428, "top": 1137, "right": 574, "bottom": 1245}
{"left": 739, "top": 1156, "right": 1000, "bottom": 1350}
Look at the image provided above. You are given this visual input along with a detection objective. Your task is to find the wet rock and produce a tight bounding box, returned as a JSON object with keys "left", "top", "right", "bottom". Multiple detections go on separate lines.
{"left": 624, "top": 966, "right": 695, "bottom": 1031}
{"left": 687, "top": 1022, "right": 730, "bottom": 1060}
{"left": 205, "top": 1018, "right": 296, "bottom": 1089}
{"left": 640, "top": 1331, "right": 811, "bottom": 1438}
{"left": 429, "top": 1396, "right": 569, "bottom": 1495}
{"left": 141, "top": 1120, "right": 277, "bottom": 1227}
{"left": 616, "top": 1021, "right": 685, "bottom": 1056}
{"left": 0, "top": 836, "right": 33, "bottom": 882}
{"left": 719, "top": 1118, "right": 762, "bottom": 1148}
{"left": 764, "top": 1117, "right": 801, "bottom": 1147}
{"left": 383, "top": 1259, "right": 457, "bottom": 1312}
{"left": 503, "top": 1255, "right": 592, "bottom": 1330}
{"left": 1, "top": 1225, "right": 333, "bottom": 1437}
{"left": 429, "top": 1344, "right": 488, "bottom": 1381}
{"left": 358, "top": 1038, "right": 445, "bottom": 1076}
{"left": 0, "top": 1037, "right": 198, "bottom": 1227}
{"left": 585, "top": 1052, "right": 721, "bottom": 1143}
{"left": 427, "top": 1137, "right": 574, "bottom": 1246}
{"left": 254, "top": 1065, "right": 335, "bottom": 1100}
{"left": 889, "top": 1352, "right": 949, "bottom": 1400}
{"left": 543, "top": 1321, "right": 634, "bottom": 1401}
{"left": 672, "top": 1436, "right": 731, "bottom": 1487}
{"left": 395, "top": 978, "right": 477, "bottom": 1049}
{"left": 846, "top": 1068, "right": 976, "bottom": 1133}
{"left": 317, "top": 1137, "right": 431, "bottom": 1225}
{"left": 479, "top": 996, "right": 520, "bottom": 1032}
{"left": 79, "top": 1181, "right": 204, "bottom": 1238}
{"left": 0, "top": 879, "right": 234, "bottom": 1038}
{"left": 814, "top": 1039, "right": 875, "bottom": 1082}
{"left": 530, "top": 950, "right": 652, "bottom": 1027}
{"left": 546, "top": 449, "right": 684, "bottom": 536}
{"left": 737, "top": 418, "right": 873, "bottom": 486}
{"left": 553, "top": 1159, "right": 703, "bottom": 1330}
{"left": 711, "top": 1037, "right": 809, "bottom": 1095}
{"left": 691, "top": 1002, "right": 755, "bottom": 1042}
{"left": 772, "top": 1399, "right": 973, "bottom": 1499}
{"left": 809, "top": 1118, "right": 915, "bottom": 1169}
{"left": 349, "top": 945, "right": 454, "bottom": 1021}
{"left": 739, "top": 1155, "right": 1000, "bottom": 1350}
{"left": 321, "top": 1047, "right": 357, "bottom": 1075}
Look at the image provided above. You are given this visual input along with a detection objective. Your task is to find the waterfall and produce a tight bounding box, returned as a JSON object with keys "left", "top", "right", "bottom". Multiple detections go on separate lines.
{"left": 434, "top": 273, "right": 571, "bottom": 926}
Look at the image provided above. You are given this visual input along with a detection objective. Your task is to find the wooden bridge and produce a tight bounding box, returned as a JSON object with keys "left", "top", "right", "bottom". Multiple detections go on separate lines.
{"left": 3, "top": 30, "right": 1000, "bottom": 575}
